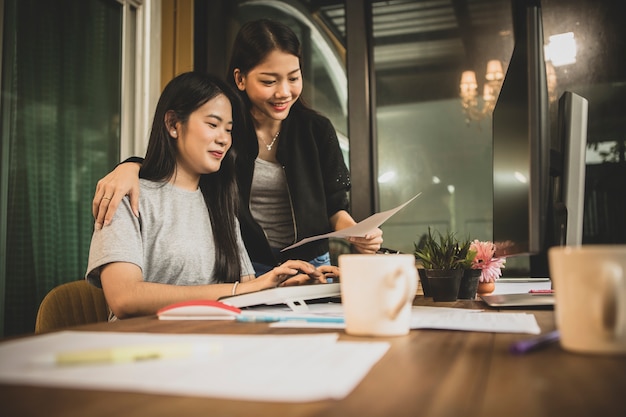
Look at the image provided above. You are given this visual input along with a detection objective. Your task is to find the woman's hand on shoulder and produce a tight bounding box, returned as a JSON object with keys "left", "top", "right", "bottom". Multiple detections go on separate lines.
{"left": 93, "top": 162, "right": 141, "bottom": 230}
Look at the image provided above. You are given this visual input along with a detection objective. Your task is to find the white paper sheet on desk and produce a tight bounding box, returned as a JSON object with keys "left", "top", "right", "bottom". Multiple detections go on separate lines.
{"left": 0, "top": 331, "right": 389, "bottom": 402}
{"left": 410, "top": 310, "right": 541, "bottom": 334}
{"left": 265, "top": 304, "right": 541, "bottom": 334}
{"left": 281, "top": 193, "right": 421, "bottom": 251}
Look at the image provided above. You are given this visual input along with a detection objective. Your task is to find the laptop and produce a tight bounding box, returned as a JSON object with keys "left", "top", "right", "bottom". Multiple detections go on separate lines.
{"left": 479, "top": 278, "right": 554, "bottom": 308}
{"left": 218, "top": 283, "right": 341, "bottom": 311}
{"left": 480, "top": 292, "right": 554, "bottom": 308}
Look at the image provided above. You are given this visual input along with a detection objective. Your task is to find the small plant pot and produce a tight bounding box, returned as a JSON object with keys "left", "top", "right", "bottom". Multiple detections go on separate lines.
{"left": 477, "top": 281, "right": 496, "bottom": 296}
{"left": 418, "top": 268, "right": 431, "bottom": 297}
{"left": 458, "top": 269, "right": 481, "bottom": 300}
{"left": 425, "top": 269, "right": 463, "bottom": 302}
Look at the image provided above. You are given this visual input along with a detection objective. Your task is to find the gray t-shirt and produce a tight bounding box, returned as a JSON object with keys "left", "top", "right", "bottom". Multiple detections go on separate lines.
{"left": 250, "top": 158, "right": 294, "bottom": 248}
{"left": 86, "top": 179, "right": 254, "bottom": 287}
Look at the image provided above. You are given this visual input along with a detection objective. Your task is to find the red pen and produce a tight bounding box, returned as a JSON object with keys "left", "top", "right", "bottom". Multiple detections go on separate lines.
{"left": 529, "top": 289, "right": 554, "bottom": 294}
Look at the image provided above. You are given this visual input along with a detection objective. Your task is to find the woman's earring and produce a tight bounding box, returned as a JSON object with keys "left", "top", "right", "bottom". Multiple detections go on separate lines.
{"left": 171, "top": 130, "right": 177, "bottom": 137}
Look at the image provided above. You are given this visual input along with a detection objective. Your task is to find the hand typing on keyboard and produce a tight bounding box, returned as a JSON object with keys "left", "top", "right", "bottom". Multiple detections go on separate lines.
{"left": 281, "top": 265, "right": 339, "bottom": 286}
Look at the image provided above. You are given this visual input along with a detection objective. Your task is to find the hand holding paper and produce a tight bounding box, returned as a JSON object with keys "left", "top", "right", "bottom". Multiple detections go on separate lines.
{"left": 281, "top": 193, "right": 421, "bottom": 251}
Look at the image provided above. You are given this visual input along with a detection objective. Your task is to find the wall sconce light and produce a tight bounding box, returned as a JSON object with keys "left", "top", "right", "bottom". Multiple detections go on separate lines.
{"left": 459, "top": 59, "right": 504, "bottom": 125}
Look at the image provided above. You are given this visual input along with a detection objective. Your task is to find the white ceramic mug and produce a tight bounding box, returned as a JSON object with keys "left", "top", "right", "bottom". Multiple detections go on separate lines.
{"left": 339, "top": 254, "right": 418, "bottom": 337}
{"left": 548, "top": 245, "right": 626, "bottom": 355}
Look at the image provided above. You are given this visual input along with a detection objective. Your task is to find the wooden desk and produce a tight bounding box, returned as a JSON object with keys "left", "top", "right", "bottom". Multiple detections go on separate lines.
{"left": 2, "top": 298, "right": 625, "bottom": 417}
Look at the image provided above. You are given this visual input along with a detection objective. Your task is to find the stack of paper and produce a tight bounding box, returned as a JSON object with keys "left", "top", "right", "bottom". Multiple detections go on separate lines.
{"left": 0, "top": 331, "right": 389, "bottom": 402}
{"left": 259, "top": 304, "right": 541, "bottom": 335}
{"left": 156, "top": 301, "right": 541, "bottom": 335}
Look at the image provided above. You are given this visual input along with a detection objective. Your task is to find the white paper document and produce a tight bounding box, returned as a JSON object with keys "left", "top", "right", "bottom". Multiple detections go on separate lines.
{"left": 281, "top": 193, "right": 421, "bottom": 251}
{"left": 409, "top": 309, "right": 541, "bottom": 334}
{"left": 262, "top": 304, "right": 541, "bottom": 334}
{"left": 0, "top": 331, "right": 389, "bottom": 402}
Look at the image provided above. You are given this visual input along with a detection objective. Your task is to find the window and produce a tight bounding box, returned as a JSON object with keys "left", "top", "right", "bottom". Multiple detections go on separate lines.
{"left": 0, "top": 0, "right": 156, "bottom": 336}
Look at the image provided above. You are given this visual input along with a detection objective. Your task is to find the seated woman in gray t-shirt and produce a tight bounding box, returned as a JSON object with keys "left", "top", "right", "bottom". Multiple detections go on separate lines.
{"left": 86, "top": 72, "right": 334, "bottom": 319}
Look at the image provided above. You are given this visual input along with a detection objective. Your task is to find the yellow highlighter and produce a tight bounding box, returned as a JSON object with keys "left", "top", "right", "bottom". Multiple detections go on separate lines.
{"left": 55, "top": 343, "right": 193, "bottom": 366}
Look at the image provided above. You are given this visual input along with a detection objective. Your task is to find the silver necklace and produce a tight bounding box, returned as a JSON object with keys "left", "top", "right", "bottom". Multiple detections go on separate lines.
{"left": 260, "top": 130, "right": 280, "bottom": 151}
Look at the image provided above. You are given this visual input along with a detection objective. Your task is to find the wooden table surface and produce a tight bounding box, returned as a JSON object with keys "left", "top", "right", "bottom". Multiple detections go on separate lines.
{"left": 2, "top": 297, "right": 625, "bottom": 417}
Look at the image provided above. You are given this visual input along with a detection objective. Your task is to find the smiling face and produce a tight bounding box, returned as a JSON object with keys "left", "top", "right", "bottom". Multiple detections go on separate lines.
{"left": 173, "top": 93, "right": 233, "bottom": 187}
{"left": 234, "top": 49, "right": 302, "bottom": 123}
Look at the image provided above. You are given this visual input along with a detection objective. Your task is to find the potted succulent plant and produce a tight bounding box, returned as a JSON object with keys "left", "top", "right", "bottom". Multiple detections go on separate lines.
{"left": 414, "top": 228, "right": 472, "bottom": 301}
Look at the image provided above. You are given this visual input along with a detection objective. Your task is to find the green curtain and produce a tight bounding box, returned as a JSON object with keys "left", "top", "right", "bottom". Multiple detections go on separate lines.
{"left": 1, "top": 0, "right": 121, "bottom": 336}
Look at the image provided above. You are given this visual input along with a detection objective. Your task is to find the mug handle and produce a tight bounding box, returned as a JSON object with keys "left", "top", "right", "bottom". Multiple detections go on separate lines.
{"left": 600, "top": 263, "right": 624, "bottom": 339}
{"left": 384, "top": 267, "right": 414, "bottom": 320}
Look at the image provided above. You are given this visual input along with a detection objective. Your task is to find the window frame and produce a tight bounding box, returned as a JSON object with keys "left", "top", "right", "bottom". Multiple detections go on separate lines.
{"left": 119, "top": 0, "right": 161, "bottom": 160}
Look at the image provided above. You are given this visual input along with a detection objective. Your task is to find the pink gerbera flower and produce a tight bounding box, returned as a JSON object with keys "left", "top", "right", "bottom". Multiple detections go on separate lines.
{"left": 470, "top": 240, "right": 506, "bottom": 282}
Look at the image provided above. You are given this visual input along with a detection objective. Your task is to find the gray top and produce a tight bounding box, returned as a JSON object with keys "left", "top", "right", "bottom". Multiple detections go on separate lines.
{"left": 250, "top": 158, "right": 295, "bottom": 248}
{"left": 86, "top": 179, "right": 254, "bottom": 287}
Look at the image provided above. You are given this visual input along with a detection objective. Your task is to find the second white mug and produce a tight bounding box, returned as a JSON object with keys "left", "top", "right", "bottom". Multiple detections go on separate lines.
{"left": 548, "top": 245, "right": 626, "bottom": 355}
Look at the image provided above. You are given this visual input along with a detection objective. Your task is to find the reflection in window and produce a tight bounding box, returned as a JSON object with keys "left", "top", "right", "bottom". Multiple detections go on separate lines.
{"left": 586, "top": 141, "right": 624, "bottom": 164}
{"left": 372, "top": 0, "right": 507, "bottom": 254}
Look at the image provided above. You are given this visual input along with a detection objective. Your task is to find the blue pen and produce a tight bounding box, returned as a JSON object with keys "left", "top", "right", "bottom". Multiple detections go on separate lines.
{"left": 509, "top": 330, "right": 560, "bottom": 355}
{"left": 235, "top": 315, "right": 344, "bottom": 324}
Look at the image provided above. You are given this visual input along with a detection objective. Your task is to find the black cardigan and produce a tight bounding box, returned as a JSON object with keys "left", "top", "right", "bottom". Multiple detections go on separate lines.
{"left": 234, "top": 104, "right": 351, "bottom": 266}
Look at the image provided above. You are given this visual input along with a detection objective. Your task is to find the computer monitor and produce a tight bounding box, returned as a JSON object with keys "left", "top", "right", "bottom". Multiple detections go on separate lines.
{"left": 558, "top": 91, "right": 588, "bottom": 247}
{"left": 492, "top": 0, "right": 550, "bottom": 258}
{"left": 492, "top": 0, "right": 588, "bottom": 277}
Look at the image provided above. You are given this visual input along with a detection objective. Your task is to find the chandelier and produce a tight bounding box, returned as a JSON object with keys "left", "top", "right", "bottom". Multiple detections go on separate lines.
{"left": 459, "top": 59, "right": 504, "bottom": 125}
{"left": 460, "top": 58, "right": 561, "bottom": 126}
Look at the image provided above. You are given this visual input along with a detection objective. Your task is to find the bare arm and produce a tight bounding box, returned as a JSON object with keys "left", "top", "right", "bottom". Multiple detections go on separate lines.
{"left": 330, "top": 210, "right": 383, "bottom": 254}
{"left": 100, "top": 260, "right": 323, "bottom": 319}
{"left": 92, "top": 162, "right": 141, "bottom": 230}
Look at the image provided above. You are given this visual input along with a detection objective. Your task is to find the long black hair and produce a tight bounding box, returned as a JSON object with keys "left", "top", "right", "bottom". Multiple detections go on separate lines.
{"left": 141, "top": 71, "right": 244, "bottom": 283}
